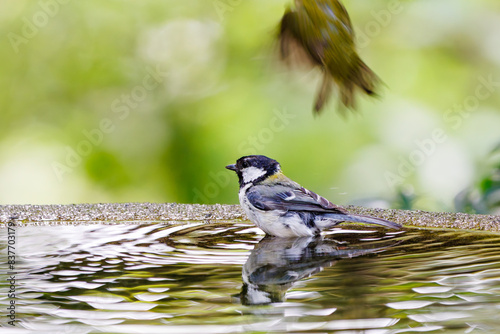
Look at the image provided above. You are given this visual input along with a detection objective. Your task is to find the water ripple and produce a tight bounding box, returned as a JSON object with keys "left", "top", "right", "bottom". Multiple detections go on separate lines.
{"left": 1, "top": 223, "right": 500, "bottom": 333}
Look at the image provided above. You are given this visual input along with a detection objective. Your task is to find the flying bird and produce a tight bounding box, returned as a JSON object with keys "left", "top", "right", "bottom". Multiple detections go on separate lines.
{"left": 278, "top": 0, "right": 380, "bottom": 113}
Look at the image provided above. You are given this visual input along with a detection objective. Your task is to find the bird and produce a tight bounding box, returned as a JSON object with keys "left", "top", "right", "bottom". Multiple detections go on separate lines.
{"left": 278, "top": 0, "right": 380, "bottom": 113}
{"left": 226, "top": 155, "right": 401, "bottom": 237}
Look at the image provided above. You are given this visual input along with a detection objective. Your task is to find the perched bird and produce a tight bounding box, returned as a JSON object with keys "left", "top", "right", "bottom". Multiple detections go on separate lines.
{"left": 226, "top": 155, "right": 401, "bottom": 237}
{"left": 278, "top": 0, "right": 380, "bottom": 112}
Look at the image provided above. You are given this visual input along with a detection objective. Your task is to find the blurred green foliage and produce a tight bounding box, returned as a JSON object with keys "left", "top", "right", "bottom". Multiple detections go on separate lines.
{"left": 0, "top": 0, "right": 499, "bottom": 214}
{"left": 455, "top": 144, "right": 500, "bottom": 214}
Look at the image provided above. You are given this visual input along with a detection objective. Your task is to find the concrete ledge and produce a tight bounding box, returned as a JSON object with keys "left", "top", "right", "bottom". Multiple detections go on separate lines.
{"left": 0, "top": 203, "right": 499, "bottom": 232}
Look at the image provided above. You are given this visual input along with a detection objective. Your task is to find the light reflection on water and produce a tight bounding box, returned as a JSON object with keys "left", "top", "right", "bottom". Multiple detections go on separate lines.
{"left": 1, "top": 221, "right": 500, "bottom": 333}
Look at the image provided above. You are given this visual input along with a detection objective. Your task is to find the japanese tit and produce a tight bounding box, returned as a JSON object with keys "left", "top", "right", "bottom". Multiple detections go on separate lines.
{"left": 226, "top": 155, "right": 401, "bottom": 237}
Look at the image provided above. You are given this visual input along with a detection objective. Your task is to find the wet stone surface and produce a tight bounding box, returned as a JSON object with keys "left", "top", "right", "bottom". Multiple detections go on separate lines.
{"left": 0, "top": 203, "right": 499, "bottom": 231}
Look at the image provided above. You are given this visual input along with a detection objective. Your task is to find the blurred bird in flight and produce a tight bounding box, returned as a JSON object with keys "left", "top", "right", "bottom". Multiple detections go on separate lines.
{"left": 278, "top": 0, "right": 380, "bottom": 113}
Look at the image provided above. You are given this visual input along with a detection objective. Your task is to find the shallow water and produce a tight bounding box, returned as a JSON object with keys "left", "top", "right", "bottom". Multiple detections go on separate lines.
{"left": 1, "top": 221, "right": 500, "bottom": 333}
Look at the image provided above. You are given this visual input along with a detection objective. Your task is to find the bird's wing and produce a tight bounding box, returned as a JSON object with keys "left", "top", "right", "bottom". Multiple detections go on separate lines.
{"left": 246, "top": 184, "right": 348, "bottom": 214}
{"left": 279, "top": 9, "right": 296, "bottom": 60}
{"left": 279, "top": 9, "right": 320, "bottom": 67}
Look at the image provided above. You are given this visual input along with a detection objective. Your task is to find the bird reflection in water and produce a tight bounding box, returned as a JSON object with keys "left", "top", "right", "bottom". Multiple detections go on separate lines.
{"left": 240, "top": 232, "right": 402, "bottom": 305}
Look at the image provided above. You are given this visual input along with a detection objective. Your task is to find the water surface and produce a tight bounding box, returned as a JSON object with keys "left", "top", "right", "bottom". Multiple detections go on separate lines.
{"left": 1, "top": 221, "right": 500, "bottom": 333}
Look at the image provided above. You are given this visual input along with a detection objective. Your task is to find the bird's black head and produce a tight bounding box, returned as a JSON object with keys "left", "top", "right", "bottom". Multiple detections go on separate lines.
{"left": 226, "top": 155, "right": 281, "bottom": 186}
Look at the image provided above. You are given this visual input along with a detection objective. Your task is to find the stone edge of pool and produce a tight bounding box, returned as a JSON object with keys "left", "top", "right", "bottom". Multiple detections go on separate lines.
{"left": 0, "top": 203, "right": 499, "bottom": 232}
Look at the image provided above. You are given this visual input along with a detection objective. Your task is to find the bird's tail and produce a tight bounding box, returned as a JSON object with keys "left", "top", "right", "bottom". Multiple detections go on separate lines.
{"left": 354, "top": 60, "right": 379, "bottom": 97}
{"left": 314, "top": 71, "right": 334, "bottom": 113}
{"left": 337, "top": 59, "right": 380, "bottom": 110}
{"left": 316, "top": 213, "right": 402, "bottom": 230}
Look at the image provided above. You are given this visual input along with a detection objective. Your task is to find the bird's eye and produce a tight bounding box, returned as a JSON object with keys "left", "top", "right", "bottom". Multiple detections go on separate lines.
{"left": 241, "top": 161, "right": 249, "bottom": 168}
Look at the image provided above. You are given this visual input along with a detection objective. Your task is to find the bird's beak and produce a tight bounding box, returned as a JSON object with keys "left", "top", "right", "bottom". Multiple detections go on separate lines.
{"left": 225, "top": 164, "right": 237, "bottom": 171}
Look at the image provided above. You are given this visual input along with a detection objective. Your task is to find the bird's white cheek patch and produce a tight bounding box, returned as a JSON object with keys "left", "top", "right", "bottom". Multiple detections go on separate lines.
{"left": 242, "top": 167, "right": 266, "bottom": 183}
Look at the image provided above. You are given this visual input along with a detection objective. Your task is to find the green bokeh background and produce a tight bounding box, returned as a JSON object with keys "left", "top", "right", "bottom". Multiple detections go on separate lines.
{"left": 1, "top": 0, "right": 499, "bottom": 213}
